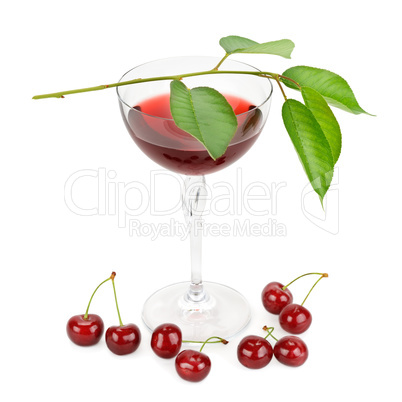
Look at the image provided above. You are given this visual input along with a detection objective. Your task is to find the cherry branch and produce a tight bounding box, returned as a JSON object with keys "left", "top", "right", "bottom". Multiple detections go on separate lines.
{"left": 32, "top": 69, "right": 300, "bottom": 100}
{"left": 274, "top": 75, "right": 288, "bottom": 101}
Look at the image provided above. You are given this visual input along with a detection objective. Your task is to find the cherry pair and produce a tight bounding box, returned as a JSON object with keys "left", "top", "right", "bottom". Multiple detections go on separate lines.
{"left": 66, "top": 272, "right": 141, "bottom": 355}
{"left": 150, "top": 323, "right": 228, "bottom": 382}
{"left": 237, "top": 326, "right": 308, "bottom": 368}
{"left": 261, "top": 272, "right": 328, "bottom": 334}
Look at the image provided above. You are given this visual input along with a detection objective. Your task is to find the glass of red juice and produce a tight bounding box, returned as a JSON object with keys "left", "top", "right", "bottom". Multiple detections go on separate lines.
{"left": 117, "top": 57, "right": 273, "bottom": 339}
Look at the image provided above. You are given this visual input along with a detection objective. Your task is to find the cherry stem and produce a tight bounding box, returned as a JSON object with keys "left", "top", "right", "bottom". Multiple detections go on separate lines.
{"left": 182, "top": 340, "right": 225, "bottom": 344}
{"left": 199, "top": 337, "right": 228, "bottom": 353}
{"left": 263, "top": 326, "right": 278, "bottom": 342}
{"left": 83, "top": 272, "right": 115, "bottom": 320}
{"left": 110, "top": 272, "right": 124, "bottom": 326}
{"left": 282, "top": 272, "right": 328, "bottom": 291}
{"left": 301, "top": 274, "right": 327, "bottom": 306}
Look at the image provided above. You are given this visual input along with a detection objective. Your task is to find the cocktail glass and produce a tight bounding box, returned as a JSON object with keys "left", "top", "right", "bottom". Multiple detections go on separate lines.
{"left": 117, "top": 56, "right": 272, "bottom": 339}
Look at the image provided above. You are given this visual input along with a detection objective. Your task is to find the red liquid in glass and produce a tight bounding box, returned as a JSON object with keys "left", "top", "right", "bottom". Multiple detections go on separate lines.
{"left": 123, "top": 94, "right": 264, "bottom": 175}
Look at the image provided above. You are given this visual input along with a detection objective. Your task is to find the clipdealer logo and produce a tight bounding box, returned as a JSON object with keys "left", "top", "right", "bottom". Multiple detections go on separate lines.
{"left": 64, "top": 168, "right": 288, "bottom": 238}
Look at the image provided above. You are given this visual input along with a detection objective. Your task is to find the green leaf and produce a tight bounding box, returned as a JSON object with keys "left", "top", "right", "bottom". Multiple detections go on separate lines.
{"left": 219, "top": 35, "right": 295, "bottom": 59}
{"left": 281, "top": 66, "right": 370, "bottom": 115}
{"left": 282, "top": 99, "right": 334, "bottom": 204}
{"left": 301, "top": 87, "right": 342, "bottom": 164}
{"left": 170, "top": 80, "right": 238, "bottom": 160}
{"left": 219, "top": 36, "right": 258, "bottom": 53}
{"left": 169, "top": 80, "right": 204, "bottom": 144}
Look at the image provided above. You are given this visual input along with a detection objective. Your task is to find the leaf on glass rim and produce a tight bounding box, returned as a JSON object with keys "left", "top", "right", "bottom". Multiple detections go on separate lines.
{"left": 282, "top": 99, "right": 334, "bottom": 204}
{"left": 170, "top": 80, "right": 238, "bottom": 160}
{"left": 281, "top": 66, "right": 371, "bottom": 115}
{"left": 301, "top": 86, "right": 342, "bottom": 164}
{"left": 219, "top": 35, "right": 295, "bottom": 59}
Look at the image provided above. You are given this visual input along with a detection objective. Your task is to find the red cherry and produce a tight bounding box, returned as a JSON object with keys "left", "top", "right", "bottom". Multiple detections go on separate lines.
{"left": 261, "top": 282, "right": 293, "bottom": 314}
{"left": 66, "top": 314, "right": 104, "bottom": 346}
{"left": 274, "top": 336, "right": 308, "bottom": 367}
{"left": 237, "top": 335, "right": 273, "bottom": 369}
{"left": 151, "top": 323, "right": 182, "bottom": 358}
{"left": 105, "top": 324, "right": 141, "bottom": 355}
{"left": 67, "top": 272, "right": 115, "bottom": 346}
{"left": 103, "top": 272, "right": 142, "bottom": 355}
{"left": 279, "top": 303, "right": 312, "bottom": 334}
{"left": 175, "top": 350, "right": 211, "bottom": 382}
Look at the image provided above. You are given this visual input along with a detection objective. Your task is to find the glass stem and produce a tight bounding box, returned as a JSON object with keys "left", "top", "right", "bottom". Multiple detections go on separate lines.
{"left": 182, "top": 175, "right": 207, "bottom": 303}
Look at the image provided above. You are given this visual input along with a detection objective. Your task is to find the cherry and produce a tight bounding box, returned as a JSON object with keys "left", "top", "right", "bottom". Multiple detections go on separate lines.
{"left": 276, "top": 272, "right": 328, "bottom": 334}
{"left": 105, "top": 272, "right": 141, "bottom": 355}
{"left": 175, "top": 337, "right": 228, "bottom": 382}
{"left": 175, "top": 350, "right": 211, "bottom": 382}
{"left": 105, "top": 324, "right": 141, "bottom": 355}
{"left": 66, "top": 272, "right": 113, "bottom": 346}
{"left": 274, "top": 335, "right": 308, "bottom": 367}
{"left": 151, "top": 323, "right": 182, "bottom": 358}
{"left": 237, "top": 327, "right": 274, "bottom": 369}
{"left": 261, "top": 281, "right": 293, "bottom": 314}
{"left": 279, "top": 303, "right": 312, "bottom": 334}
{"left": 67, "top": 314, "right": 104, "bottom": 346}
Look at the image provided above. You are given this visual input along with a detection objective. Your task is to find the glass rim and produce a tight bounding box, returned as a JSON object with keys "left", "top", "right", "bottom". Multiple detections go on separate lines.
{"left": 116, "top": 56, "right": 273, "bottom": 121}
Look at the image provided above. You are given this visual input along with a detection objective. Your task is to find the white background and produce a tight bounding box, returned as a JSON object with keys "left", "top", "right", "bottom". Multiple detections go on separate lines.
{"left": 1, "top": 0, "right": 400, "bottom": 400}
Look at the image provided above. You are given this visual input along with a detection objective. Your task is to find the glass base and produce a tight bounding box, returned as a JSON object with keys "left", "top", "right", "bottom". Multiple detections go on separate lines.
{"left": 142, "top": 281, "right": 251, "bottom": 340}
